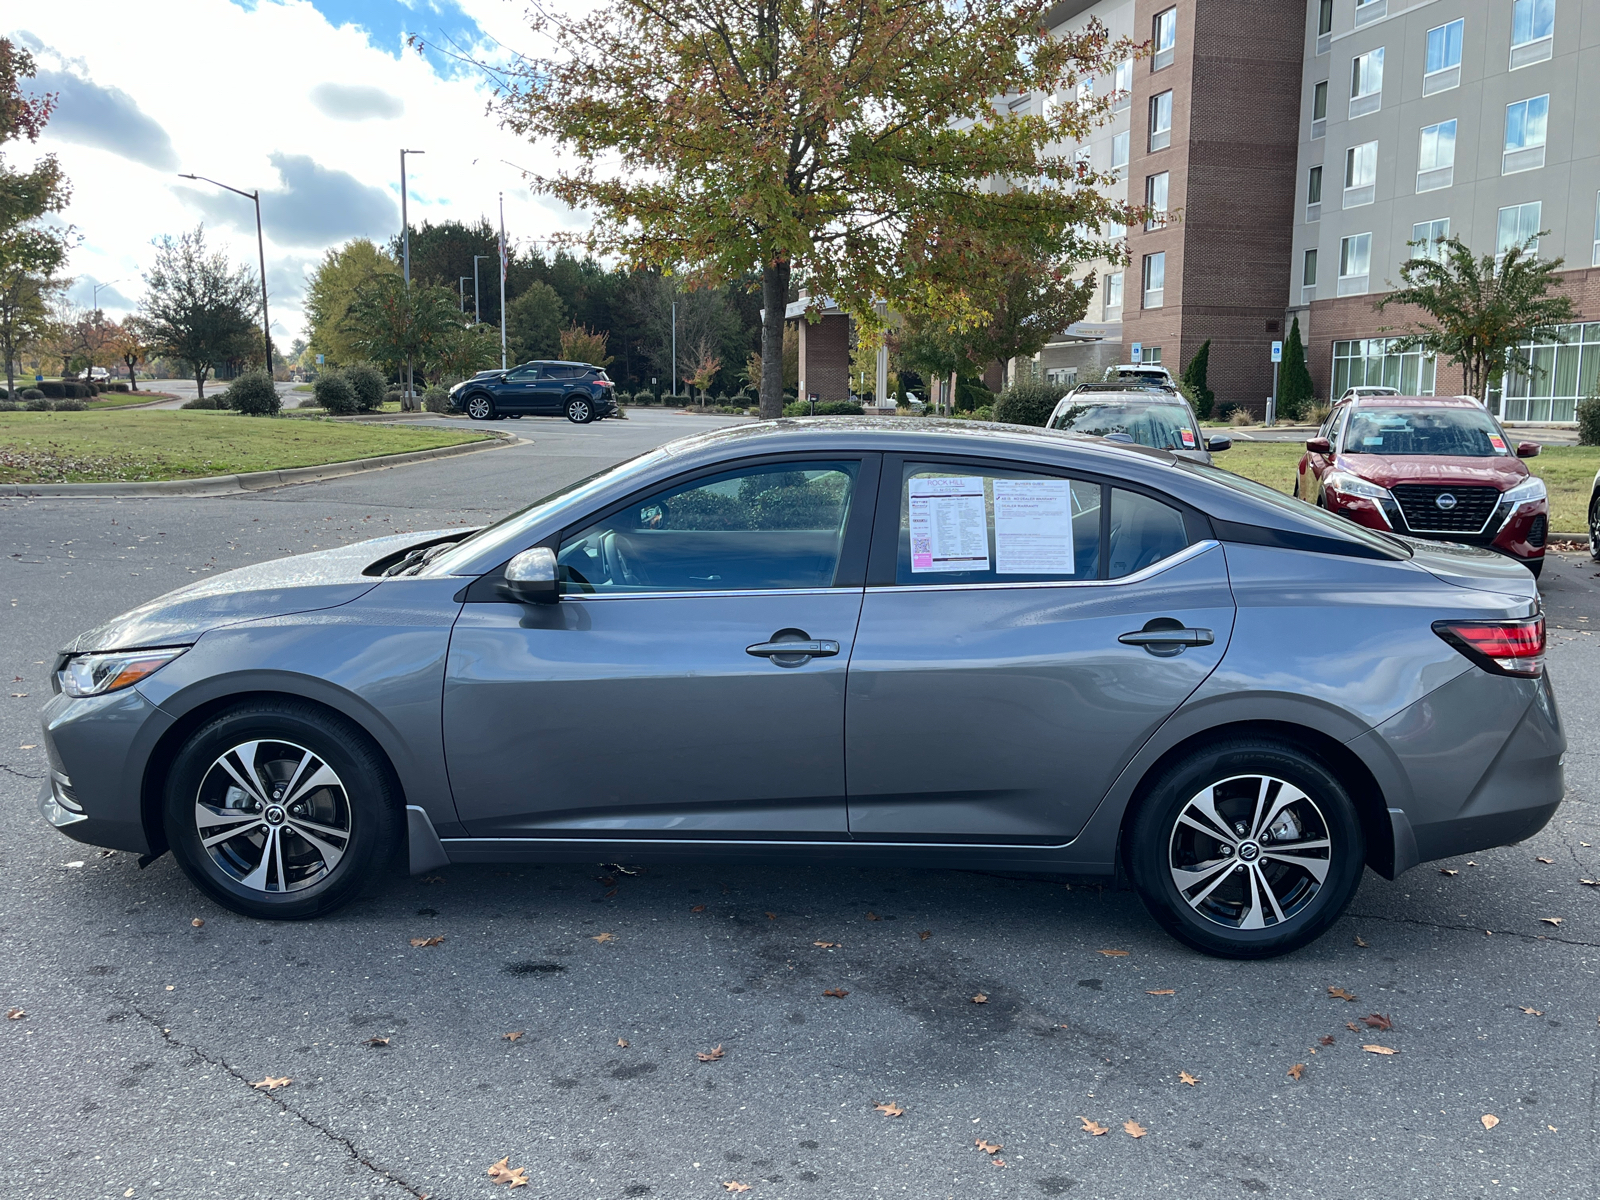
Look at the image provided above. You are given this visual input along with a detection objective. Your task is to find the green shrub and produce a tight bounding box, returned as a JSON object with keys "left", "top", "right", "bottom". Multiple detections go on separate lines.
{"left": 782, "top": 400, "right": 862, "bottom": 416}
{"left": 422, "top": 385, "right": 452, "bottom": 414}
{"left": 224, "top": 371, "right": 281, "bottom": 416}
{"left": 181, "top": 395, "right": 222, "bottom": 409}
{"left": 109, "top": 381, "right": 130, "bottom": 392}
{"left": 343, "top": 363, "right": 387, "bottom": 412}
{"left": 38, "top": 380, "right": 64, "bottom": 399}
{"left": 992, "top": 382, "right": 1068, "bottom": 428}
{"left": 54, "top": 397, "right": 88, "bottom": 411}
{"left": 20, "top": 388, "right": 44, "bottom": 401}
{"left": 24, "top": 396, "right": 51, "bottom": 411}
{"left": 313, "top": 371, "right": 359, "bottom": 415}
{"left": 0, "top": 400, "right": 18, "bottom": 411}
{"left": 0, "top": 386, "right": 8, "bottom": 398}
{"left": 383, "top": 390, "right": 403, "bottom": 408}
{"left": 1578, "top": 396, "right": 1600, "bottom": 446}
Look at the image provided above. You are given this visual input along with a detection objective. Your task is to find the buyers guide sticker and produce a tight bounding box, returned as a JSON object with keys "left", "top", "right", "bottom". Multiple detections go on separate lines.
{"left": 1179, "top": 429, "right": 1196, "bottom": 448}
{"left": 909, "top": 476, "right": 989, "bottom": 572}
{"left": 1489, "top": 434, "right": 1508, "bottom": 453}
{"left": 993, "top": 479, "right": 1075, "bottom": 575}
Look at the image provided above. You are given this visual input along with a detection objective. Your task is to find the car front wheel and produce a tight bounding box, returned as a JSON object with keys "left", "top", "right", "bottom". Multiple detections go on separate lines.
{"left": 1589, "top": 496, "right": 1600, "bottom": 561}
{"left": 1126, "top": 739, "right": 1365, "bottom": 959}
{"left": 163, "top": 700, "right": 400, "bottom": 920}
{"left": 566, "top": 396, "right": 594, "bottom": 424}
{"left": 465, "top": 394, "right": 495, "bottom": 421}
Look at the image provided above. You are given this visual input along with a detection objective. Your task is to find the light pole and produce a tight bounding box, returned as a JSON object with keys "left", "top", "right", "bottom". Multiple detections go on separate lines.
{"left": 177, "top": 173, "right": 272, "bottom": 371}
{"left": 400, "top": 148, "right": 425, "bottom": 407}
{"left": 671, "top": 297, "right": 677, "bottom": 398}
{"left": 91, "top": 279, "right": 121, "bottom": 315}
{"left": 459, "top": 277, "right": 470, "bottom": 313}
{"left": 473, "top": 255, "right": 492, "bottom": 324}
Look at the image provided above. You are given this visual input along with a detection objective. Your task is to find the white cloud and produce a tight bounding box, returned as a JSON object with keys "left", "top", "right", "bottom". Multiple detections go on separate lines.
{"left": 9, "top": 0, "right": 577, "bottom": 341}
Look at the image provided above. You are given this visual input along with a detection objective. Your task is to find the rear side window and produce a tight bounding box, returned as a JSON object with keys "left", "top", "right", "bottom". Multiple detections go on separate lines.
{"left": 1109, "top": 489, "right": 1190, "bottom": 578}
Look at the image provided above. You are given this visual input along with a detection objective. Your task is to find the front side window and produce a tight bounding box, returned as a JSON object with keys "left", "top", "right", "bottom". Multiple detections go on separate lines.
{"left": 1344, "top": 407, "right": 1511, "bottom": 457}
{"left": 1111, "top": 130, "right": 1129, "bottom": 171}
{"left": 1146, "top": 172, "right": 1169, "bottom": 229}
{"left": 1143, "top": 252, "right": 1166, "bottom": 308}
{"left": 506, "top": 364, "right": 541, "bottom": 380}
{"left": 557, "top": 460, "right": 859, "bottom": 594}
{"left": 1153, "top": 8, "right": 1177, "bottom": 70}
{"left": 896, "top": 465, "right": 1102, "bottom": 584}
{"left": 1496, "top": 201, "right": 1542, "bottom": 255}
{"left": 1104, "top": 271, "right": 1124, "bottom": 311}
{"left": 1150, "top": 90, "right": 1173, "bottom": 151}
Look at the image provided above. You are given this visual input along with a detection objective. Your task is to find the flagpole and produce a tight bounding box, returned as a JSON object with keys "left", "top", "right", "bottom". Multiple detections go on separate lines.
{"left": 498, "top": 193, "right": 508, "bottom": 370}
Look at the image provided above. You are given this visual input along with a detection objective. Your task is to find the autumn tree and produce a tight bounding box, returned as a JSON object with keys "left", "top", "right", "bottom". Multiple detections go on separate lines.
{"left": 1376, "top": 234, "right": 1577, "bottom": 403}
{"left": 490, "top": 0, "right": 1141, "bottom": 417}
{"left": 0, "top": 39, "right": 71, "bottom": 290}
{"left": 138, "top": 225, "right": 260, "bottom": 401}
{"left": 426, "top": 321, "right": 500, "bottom": 383}
{"left": 342, "top": 274, "right": 462, "bottom": 402}
{"left": 109, "top": 316, "right": 149, "bottom": 389}
{"left": 0, "top": 268, "right": 57, "bottom": 394}
{"left": 304, "top": 238, "right": 400, "bottom": 366}
{"left": 686, "top": 339, "right": 722, "bottom": 405}
{"left": 66, "top": 305, "right": 117, "bottom": 376}
{"left": 559, "top": 324, "right": 614, "bottom": 369}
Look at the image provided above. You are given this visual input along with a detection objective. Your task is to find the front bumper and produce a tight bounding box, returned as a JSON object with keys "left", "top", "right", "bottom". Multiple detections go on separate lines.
{"left": 1330, "top": 493, "right": 1547, "bottom": 564}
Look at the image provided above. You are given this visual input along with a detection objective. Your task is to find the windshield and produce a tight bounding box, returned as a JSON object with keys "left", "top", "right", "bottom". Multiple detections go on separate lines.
{"left": 1050, "top": 400, "right": 1200, "bottom": 452}
{"left": 1344, "top": 407, "right": 1509, "bottom": 457}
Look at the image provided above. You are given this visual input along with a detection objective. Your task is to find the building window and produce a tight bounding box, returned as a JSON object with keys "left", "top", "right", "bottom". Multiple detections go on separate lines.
{"left": 1153, "top": 8, "right": 1176, "bottom": 71}
{"left": 1149, "top": 90, "right": 1173, "bottom": 152}
{"left": 1111, "top": 130, "right": 1129, "bottom": 173}
{"left": 1307, "top": 164, "right": 1323, "bottom": 222}
{"left": 1411, "top": 218, "right": 1450, "bottom": 262}
{"left": 1355, "top": 0, "right": 1387, "bottom": 28}
{"left": 1318, "top": 0, "right": 1334, "bottom": 38}
{"left": 1338, "top": 233, "right": 1371, "bottom": 295}
{"left": 1113, "top": 58, "right": 1132, "bottom": 109}
{"left": 1344, "top": 141, "right": 1377, "bottom": 208}
{"left": 1496, "top": 201, "right": 1542, "bottom": 257}
{"left": 1416, "top": 119, "right": 1456, "bottom": 192}
{"left": 1076, "top": 78, "right": 1095, "bottom": 110}
{"left": 1424, "top": 19, "right": 1464, "bottom": 94}
{"left": 1333, "top": 339, "right": 1437, "bottom": 399}
{"left": 1143, "top": 252, "right": 1165, "bottom": 309}
{"left": 1146, "top": 347, "right": 1162, "bottom": 364}
{"left": 1511, "top": 0, "right": 1555, "bottom": 69}
{"left": 1302, "top": 248, "right": 1319, "bottom": 303}
{"left": 1350, "top": 48, "right": 1384, "bottom": 119}
{"left": 1311, "top": 80, "right": 1328, "bottom": 139}
{"left": 1104, "top": 271, "right": 1123, "bottom": 314}
{"left": 1145, "top": 172, "right": 1169, "bottom": 229}
{"left": 1045, "top": 367, "right": 1077, "bottom": 386}
{"left": 1499, "top": 323, "right": 1600, "bottom": 423}
{"left": 1504, "top": 95, "right": 1549, "bottom": 174}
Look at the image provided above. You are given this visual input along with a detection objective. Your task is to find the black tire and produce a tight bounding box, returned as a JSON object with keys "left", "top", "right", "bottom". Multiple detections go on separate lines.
{"left": 1527, "top": 556, "right": 1544, "bottom": 579}
{"left": 164, "top": 700, "right": 400, "bottom": 920}
{"left": 1126, "top": 739, "right": 1365, "bottom": 959}
{"left": 1589, "top": 496, "right": 1600, "bottom": 561}
{"left": 465, "top": 393, "right": 495, "bottom": 421}
{"left": 565, "top": 395, "right": 594, "bottom": 424}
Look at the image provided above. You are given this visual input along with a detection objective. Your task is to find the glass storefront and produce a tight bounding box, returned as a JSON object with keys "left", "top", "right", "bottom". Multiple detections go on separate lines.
{"left": 1331, "top": 338, "right": 1437, "bottom": 397}
{"left": 1499, "top": 323, "right": 1600, "bottom": 423}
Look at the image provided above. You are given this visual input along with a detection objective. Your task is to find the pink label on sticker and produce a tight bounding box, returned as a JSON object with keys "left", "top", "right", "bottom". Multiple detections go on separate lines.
{"left": 1490, "top": 435, "right": 1507, "bottom": 451}
{"left": 913, "top": 554, "right": 933, "bottom": 569}
{"left": 1180, "top": 430, "right": 1196, "bottom": 447}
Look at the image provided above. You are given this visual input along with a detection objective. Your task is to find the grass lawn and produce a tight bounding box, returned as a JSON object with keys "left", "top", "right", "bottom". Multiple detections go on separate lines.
{"left": 87, "top": 391, "right": 173, "bottom": 408}
{"left": 1218, "top": 441, "right": 1599, "bottom": 532}
{"left": 0, "top": 411, "right": 490, "bottom": 484}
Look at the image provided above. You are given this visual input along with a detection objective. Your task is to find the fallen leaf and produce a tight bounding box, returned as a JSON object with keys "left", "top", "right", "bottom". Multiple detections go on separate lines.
{"left": 1318, "top": 1035, "right": 1335, "bottom": 1046}
{"left": 19, "top": 744, "right": 36, "bottom": 749}
{"left": 1327, "top": 986, "right": 1357, "bottom": 1002}
{"left": 1077, "top": 1117, "right": 1108, "bottom": 1136}
{"left": 409, "top": 935, "right": 444, "bottom": 948}
{"left": 691, "top": 905, "right": 706, "bottom": 912}
{"left": 1360, "top": 1013, "right": 1393, "bottom": 1031}
{"left": 1098, "top": 949, "right": 1129, "bottom": 957}
{"left": 6, "top": 1007, "right": 24, "bottom": 1020}
{"left": 1354, "top": 934, "right": 1370, "bottom": 948}
{"left": 918, "top": 930, "right": 931, "bottom": 941}
{"left": 190, "top": 918, "right": 204, "bottom": 928}
{"left": 812, "top": 941, "right": 840, "bottom": 949}
{"left": 765, "top": 912, "right": 776, "bottom": 920}
{"left": 364, "top": 1036, "right": 390, "bottom": 1047}
{"left": 1580, "top": 880, "right": 1600, "bottom": 888}
{"left": 422, "top": 875, "right": 445, "bottom": 884}
{"left": 1145, "top": 989, "right": 1175, "bottom": 996}
{"left": 1468, "top": 860, "right": 1479, "bottom": 866}
{"left": 251, "top": 1076, "right": 291, "bottom": 1090}
{"left": 502, "top": 1031, "right": 524, "bottom": 1041}
{"left": 617, "top": 1038, "right": 629, "bottom": 1047}
{"left": 1178, "top": 1071, "right": 1199, "bottom": 1086}
{"left": 822, "top": 988, "right": 849, "bottom": 999}
{"left": 487, "top": 1156, "right": 530, "bottom": 1188}
{"left": 971, "top": 993, "right": 988, "bottom": 1004}
{"left": 1536, "top": 856, "right": 1554, "bottom": 864}
{"left": 604, "top": 888, "right": 618, "bottom": 898}
{"left": 591, "top": 932, "right": 615, "bottom": 943}
{"left": 976, "top": 1139, "right": 1003, "bottom": 1154}
{"left": 1539, "top": 917, "right": 1563, "bottom": 927}
{"left": 1362, "top": 1044, "right": 1398, "bottom": 1055}
{"left": 866, "top": 911, "right": 880, "bottom": 921}
{"left": 1520, "top": 1007, "right": 1544, "bottom": 1016}
{"left": 1485, "top": 930, "right": 1494, "bottom": 937}
{"left": 1287, "top": 1063, "right": 1306, "bottom": 1080}
{"left": 1123, "top": 1120, "right": 1147, "bottom": 1139}
{"left": 1548, "top": 1124, "right": 1558, "bottom": 1132}
{"left": 697, "top": 1044, "right": 725, "bottom": 1062}
{"left": 1346, "top": 1022, "right": 1360, "bottom": 1032}
{"left": 991, "top": 1158, "right": 1007, "bottom": 1168}
{"left": 1481, "top": 1114, "right": 1499, "bottom": 1130}
{"left": 1439, "top": 869, "right": 1458, "bottom": 876}
{"left": 874, "top": 1101, "right": 904, "bottom": 1117}
{"left": 722, "top": 1182, "right": 751, "bottom": 1193}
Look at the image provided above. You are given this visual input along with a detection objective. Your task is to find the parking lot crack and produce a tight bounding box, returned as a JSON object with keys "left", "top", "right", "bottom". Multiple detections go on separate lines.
{"left": 1348, "top": 911, "right": 1600, "bottom": 948}
{"left": 0, "top": 761, "right": 45, "bottom": 781}
{"left": 129, "top": 1005, "right": 427, "bottom": 1197}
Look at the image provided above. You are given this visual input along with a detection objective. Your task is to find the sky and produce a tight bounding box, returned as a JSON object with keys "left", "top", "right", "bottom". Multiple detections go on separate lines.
{"left": 5, "top": 0, "right": 578, "bottom": 344}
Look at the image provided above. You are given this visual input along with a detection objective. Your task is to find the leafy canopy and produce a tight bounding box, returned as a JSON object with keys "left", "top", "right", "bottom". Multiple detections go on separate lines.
{"left": 138, "top": 225, "right": 260, "bottom": 399}
{"left": 305, "top": 238, "right": 400, "bottom": 366}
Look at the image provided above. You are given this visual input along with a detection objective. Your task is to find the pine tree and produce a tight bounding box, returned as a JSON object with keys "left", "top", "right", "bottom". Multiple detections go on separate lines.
{"left": 1180, "top": 339, "right": 1214, "bottom": 419}
{"left": 1278, "top": 317, "right": 1315, "bottom": 421}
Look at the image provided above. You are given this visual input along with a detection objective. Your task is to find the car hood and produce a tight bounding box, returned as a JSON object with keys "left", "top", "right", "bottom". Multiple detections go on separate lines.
{"left": 1337, "top": 453, "right": 1528, "bottom": 490}
{"left": 61, "top": 530, "right": 457, "bottom": 654}
{"left": 1400, "top": 537, "right": 1540, "bottom": 607}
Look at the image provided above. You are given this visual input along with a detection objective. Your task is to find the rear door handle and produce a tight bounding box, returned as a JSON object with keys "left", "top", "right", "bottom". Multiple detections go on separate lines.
{"left": 1118, "top": 627, "right": 1214, "bottom": 658}
{"left": 746, "top": 640, "right": 841, "bottom": 659}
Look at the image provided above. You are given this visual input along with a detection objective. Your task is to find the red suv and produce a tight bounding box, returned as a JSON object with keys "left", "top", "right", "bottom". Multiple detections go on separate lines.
{"left": 1296, "top": 396, "right": 1548, "bottom": 576}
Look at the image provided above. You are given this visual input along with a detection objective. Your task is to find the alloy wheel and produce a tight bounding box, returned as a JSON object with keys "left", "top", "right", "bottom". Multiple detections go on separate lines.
{"left": 1167, "top": 774, "right": 1331, "bottom": 930}
{"left": 466, "top": 396, "right": 492, "bottom": 420}
{"left": 193, "top": 740, "right": 352, "bottom": 894}
{"left": 567, "top": 398, "right": 591, "bottom": 423}
{"left": 1589, "top": 499, "right": 1600, "bottom": 561}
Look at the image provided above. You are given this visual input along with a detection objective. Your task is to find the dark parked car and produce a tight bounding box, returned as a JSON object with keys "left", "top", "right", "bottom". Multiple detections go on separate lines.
{"left": 450, "top": 360, "right": 618, "bottom": 423}
{"left": 1046, "top": 383, "right": 1231, "bottom": 464}
{"left": 1297, "top": 395, "right": 1548, "bottom": 576}
{"left": 39, "top": 420, "right": 1560, "bottom": 959}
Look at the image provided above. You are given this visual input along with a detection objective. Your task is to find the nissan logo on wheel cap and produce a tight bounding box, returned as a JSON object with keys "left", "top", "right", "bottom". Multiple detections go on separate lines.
{"left": 1435, "top": 493, "right": 1458, "bottom": 511}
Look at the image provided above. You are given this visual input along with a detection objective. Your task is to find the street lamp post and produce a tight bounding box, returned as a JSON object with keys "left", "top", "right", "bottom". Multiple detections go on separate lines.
{"left": 91, "top": 279, "right": 121, "bottom": 315}
{"left": 177, "top": 173, "right": 272, "bottom": 371}
{"left": 473, "top": 255, "right": 492, "bottom": 324}
{"left": 400, "top": 148, "right": 425, "bottom": 408}
{"left": 459, "top": 277, "right": 470, "bottom": 313}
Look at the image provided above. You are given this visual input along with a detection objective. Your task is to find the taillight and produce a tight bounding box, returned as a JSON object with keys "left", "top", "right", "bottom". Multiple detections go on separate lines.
{"left": 1432, "top": 616, "right": 1544, "bottom": 677}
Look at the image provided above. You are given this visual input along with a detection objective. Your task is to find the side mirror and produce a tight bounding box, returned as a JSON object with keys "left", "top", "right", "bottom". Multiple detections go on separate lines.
{"left": 1206, "top": 436, "right": 1232, "bottom": 452}
{"left": 500, "top": 547, "right": 560, "bottom": 605}
{"left": 1305, "top": 436, "right": 1332, "bottom": 454}
{"left": 1516, "top": 441, "right": 1541, "bottom": 458}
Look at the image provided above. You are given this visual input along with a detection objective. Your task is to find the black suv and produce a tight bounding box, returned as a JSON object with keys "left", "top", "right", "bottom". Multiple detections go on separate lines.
{"left": 449, "top": 360, "right": 618, "bottom": 423}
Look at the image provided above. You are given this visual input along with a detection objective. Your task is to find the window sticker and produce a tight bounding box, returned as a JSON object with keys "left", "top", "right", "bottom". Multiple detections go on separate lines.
{"left": 909, "top": 476, "right": 989, "bottom": 572}
{"left": 1489, "top": 434, "right": 1508, "bottom": 452}
{"left": 1363, "top": 436, "right": 1384, "bottom": 446}
{"left": 1179, "top": 429, "right": 1196, "bottom": 448}
{"left": 993, "top": 479, "right": 1076, "bottom": 574}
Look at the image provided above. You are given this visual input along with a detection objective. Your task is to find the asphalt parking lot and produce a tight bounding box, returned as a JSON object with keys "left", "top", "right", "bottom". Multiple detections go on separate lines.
{"left": 2, "top": 409, "right": 1596, "bottom": 1200}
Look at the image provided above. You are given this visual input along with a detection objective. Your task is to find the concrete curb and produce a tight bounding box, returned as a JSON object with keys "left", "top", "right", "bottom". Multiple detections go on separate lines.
{"left": 0, "top": 431, "right": 511, "bottom": 499}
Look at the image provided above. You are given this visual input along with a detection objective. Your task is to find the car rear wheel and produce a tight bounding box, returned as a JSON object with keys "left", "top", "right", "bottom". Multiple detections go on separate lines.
{"left": 465, "top": 394, "right": 495, "bottom": 421}
{"left": 164, "top": 701, "right": 399, "bottom": 920}
{"left": 1127, "top": 739, "right": 1365, "bottom": 959}
{"left": 1589, "top": 496, "right": 1600, "bottom": 561}
{"left": 565, "top": 396, "right": 594, "bottom": 424}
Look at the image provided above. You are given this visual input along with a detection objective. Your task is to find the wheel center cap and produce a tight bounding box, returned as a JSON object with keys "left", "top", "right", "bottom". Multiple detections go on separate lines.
{"left": 1238, "top": 842, "right": 1261, "bottom": 862}
{"left": 264, "top": 805, "right": 287, "bottom": 826}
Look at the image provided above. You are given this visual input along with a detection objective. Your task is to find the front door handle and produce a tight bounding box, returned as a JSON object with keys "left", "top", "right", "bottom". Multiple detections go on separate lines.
{"left": 746, "top": 639, "right": 840, "bottom": 660}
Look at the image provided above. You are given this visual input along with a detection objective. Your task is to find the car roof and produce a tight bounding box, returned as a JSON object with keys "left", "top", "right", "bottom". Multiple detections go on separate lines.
{"left": 1067, "top": 382, "right": 1180, "bottom": 395}
{"left": 1344, "top": 394, "right": 1483, "bottom": 409}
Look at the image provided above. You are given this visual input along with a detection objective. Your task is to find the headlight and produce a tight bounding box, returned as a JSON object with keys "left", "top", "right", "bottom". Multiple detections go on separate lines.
{"left": 1322, "top": 471, "right": 1393, "bottom": 501}
{"left": 1499, "top": 475, "right": 1547, "bottom": 506}
{"left": 58, "top": 648, "right": 186, "bottom": 698}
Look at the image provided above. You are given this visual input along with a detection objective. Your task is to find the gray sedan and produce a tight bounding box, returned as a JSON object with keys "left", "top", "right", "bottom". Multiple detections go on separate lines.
{"left": 37, "top": 420, "right": 1562, "bottom": 958}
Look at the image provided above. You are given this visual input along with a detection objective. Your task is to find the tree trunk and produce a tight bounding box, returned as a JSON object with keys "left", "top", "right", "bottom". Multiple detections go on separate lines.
{"left": 193, "top": 362, "right": 208, "bottom": 401}
{"left": 4, "top": 347, "right": 13, "bottom": 398}
{"left": 759, "top": 258, "right": 791, "bottom": 420}
{"left": 125, "top": 357, "right": 138, "bottom": 390}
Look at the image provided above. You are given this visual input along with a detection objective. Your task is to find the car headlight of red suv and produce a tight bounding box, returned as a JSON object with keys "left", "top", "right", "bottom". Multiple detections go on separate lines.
{"left": 1322, "top": 470, "right": 1394, "bottom": 502}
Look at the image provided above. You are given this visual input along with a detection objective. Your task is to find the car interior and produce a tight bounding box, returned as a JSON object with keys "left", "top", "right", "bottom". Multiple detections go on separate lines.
{"left": 1343, "top": 408, "right": 1508, "bottom": 457}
